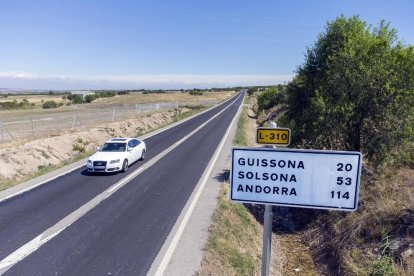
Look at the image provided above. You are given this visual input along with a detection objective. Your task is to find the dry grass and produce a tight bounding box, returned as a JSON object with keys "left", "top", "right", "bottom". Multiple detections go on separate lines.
{"left": 199, "top": 98, "right": 264, "bottom": 275}
{"left": 304, "top": 166, "right": 414, "bottom": 275}
{"left": 0, "top": 94, "right": 66, "bottom": 104}
{"left": 199, "top": 185, "right": 262, "bottom": 275}
{"left": 92, "top": 91, "right": 235, "bottom": 106}
{"left": 0, "top": 91, "right": 234, "bottom": 120}
{"left": 199, "top": 94, "right": 318, "bottom": 275}
{"left": 0, "top": 103, "right": 216, "bottom": 190}
{"left": 224, "top": 92, "right": 414, "bottom": 275}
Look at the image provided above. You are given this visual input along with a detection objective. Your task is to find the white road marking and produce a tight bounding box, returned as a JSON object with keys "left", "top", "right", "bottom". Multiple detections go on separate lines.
{"left": 107, "top": 167, "right": 143, "bottom": 194}
{"left": 140, "top": 92, "right": 239, "bottom": 141}
{"left": 0, "top": 93, "right": 243, "bottom": 275}
{"left": 0, "top": 163, "right": 85, "bottom": 203}
{"left": 153, "top": 93, "right": 244, "bottom": 276}
{"left": 0, "top": 92, "right": 240, "bottom": 204}
{"left": 0, "top": 229, "right": 65, "bottom": 272}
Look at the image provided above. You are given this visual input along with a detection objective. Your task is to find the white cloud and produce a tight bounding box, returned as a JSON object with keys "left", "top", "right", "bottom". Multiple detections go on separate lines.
{"left": 0, "top": 71, "right": 294, "bottom": 90}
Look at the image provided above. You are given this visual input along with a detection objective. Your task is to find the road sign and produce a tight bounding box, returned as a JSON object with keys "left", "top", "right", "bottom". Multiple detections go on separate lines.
{"left": 256, "top": 127, "right": 290, "bottom": 146}
{"left": 230, "top": 147, "right": 362, "bottom": 211}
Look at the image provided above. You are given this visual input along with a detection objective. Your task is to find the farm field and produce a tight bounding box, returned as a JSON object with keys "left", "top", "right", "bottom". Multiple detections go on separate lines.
{"left": 91, "top": 91, "right": 235, "bottom": 106}
{"left": 0, "top": 91, "right": 235, "bottom": 143}
{"left": 0, "top": 91, "right": 235, "bottom": 119}
{"left": 0, "top": 93, "right": 66, "bottom": 105}
{"left": 0, "top": 91, "right": 236, "bottom": 189}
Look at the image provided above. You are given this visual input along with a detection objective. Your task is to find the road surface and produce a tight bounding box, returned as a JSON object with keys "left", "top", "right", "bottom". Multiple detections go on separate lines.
{"left": 0, "top": 91, "right": 244, "bottom": 275}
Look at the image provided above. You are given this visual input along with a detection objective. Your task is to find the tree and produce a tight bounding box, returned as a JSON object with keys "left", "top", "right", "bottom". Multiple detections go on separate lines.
{"left": 282, "top": 16, "right": 414, "bottom": 165}
{"left": 247, "top": 87, "right": 257, "bottom": 96}
{"left": 84, "top": 94, "right": 96, "bottom": 103}
{"left": 70, "top": 95, "right": 84, "bottom": 104}
{"left": 257, "top": 87, "right": 286, "bottom": 112}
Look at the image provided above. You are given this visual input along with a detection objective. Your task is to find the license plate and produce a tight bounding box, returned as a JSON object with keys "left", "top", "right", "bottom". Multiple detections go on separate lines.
{"left": 94, "top": 166, "right": 105, "bottom": 169}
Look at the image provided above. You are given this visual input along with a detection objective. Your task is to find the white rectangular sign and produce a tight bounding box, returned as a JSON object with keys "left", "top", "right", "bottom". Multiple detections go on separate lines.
{"left": 230, "top": 148, "right": 362, "bottom": 211}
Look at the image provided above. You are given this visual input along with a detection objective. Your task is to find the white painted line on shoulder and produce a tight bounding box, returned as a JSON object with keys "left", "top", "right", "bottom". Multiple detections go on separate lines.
{"left": 107, "top": 167, "right": 143, "bottom": 194}
{"left": 0, "top": 228, "right": 66, "bottom": 273}
{"left": 152, "top": 93, "right": 244, "bottom": 276}
{"left": 0, "top": 93, "right": 243, "bottom": 275}
{"left": 0, "top": 163, "right": 85, "bottom": 204}
{"left": 140, "top": 92, "right": 240, "bottom": 141}
{"left": 0, "top": 92, "right": 240, "bottom": 204}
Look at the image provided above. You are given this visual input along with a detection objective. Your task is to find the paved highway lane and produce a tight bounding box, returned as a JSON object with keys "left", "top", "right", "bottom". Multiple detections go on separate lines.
{"left": 0, "top": 92, "right": 244, "bottom": 275}
{"left": 0, "top": 93, "right": 240, "bottom": 261}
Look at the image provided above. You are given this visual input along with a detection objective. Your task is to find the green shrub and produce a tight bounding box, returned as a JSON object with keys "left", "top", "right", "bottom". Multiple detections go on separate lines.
{"left": 42, "top": 100, "right": 58, "bottom": 109}
{"left": 84, "top": 94, "right": 96, "bottom": 103}
{"left": 257, "top": 87, "right": 286, "bottom": 112}
{"left": 0, "top": 99, "right": 32, "bottom": 110}
{"left": 72, "top": 143, "right": 85, "bottom": 152}
{"left": 189, "top": 90, "right": 203, "bottom": 95}
{"left": 246, "top": 87, "right": 256, "bottom": 96}
{"left": 281, "top": 16, "right": 414, "bottom": 166}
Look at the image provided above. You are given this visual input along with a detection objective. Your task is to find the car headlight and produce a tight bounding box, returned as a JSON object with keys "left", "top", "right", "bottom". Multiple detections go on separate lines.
{"left": 87, "top": 160, "right": 92, "bottom": 164}
{"left": 109, "top": 159, "right": 120, "bottom": 164}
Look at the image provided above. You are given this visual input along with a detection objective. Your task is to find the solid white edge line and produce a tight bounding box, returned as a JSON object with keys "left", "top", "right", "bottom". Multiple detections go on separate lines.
{"left": 0, "top": 93, "right": 242, "bottom": 275}
{"left": 0, "top": 92, "right": 240, "bottom": 203}
{"left": 141, "top": 92, "right": 239, "bottom": 141}
{"left": 0, "top": 163, "right": 85, "bottom": 203}
{"left": 153, "top": 93, "right": 244, "bottom": 276}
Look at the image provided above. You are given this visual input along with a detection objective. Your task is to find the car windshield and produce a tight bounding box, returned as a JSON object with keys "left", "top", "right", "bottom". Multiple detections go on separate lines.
{"left": 100, "top": 143, "right": 126, "bottom": 152}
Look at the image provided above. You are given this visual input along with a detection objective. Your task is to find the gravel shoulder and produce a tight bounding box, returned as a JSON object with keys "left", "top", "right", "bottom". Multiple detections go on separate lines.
{"left": 151, "top": 96, "right": 242, "bottom": 275}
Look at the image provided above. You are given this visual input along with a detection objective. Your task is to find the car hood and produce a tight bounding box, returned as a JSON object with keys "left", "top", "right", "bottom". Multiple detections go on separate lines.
{"left": 88, "top": 151, "right": 126, "bottom": 162}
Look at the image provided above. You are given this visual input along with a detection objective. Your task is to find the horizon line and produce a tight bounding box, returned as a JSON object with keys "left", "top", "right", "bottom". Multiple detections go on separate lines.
{"left": 0, "top": 71, "right": 294, "bottom": 90}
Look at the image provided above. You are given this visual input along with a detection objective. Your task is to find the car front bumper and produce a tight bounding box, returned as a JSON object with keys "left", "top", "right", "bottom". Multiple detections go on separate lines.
{"left": 87, "top": 161, "right": 121, "bottom": 173}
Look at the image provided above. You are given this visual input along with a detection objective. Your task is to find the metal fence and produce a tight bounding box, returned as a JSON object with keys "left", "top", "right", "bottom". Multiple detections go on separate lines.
{"left": 0, "top": 102, "right": 179, "bottom": 143}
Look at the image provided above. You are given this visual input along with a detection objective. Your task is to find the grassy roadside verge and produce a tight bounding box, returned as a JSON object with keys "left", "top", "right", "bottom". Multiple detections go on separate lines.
{"left": 198, "top": 106, "right": 264, "bottom": 275}
{"left": 233, "top": 107, "right": 248, "bottom": 147}
{"left": 199, "top": 98, "right": 319, "bottom": 275}
{"left": 0, "top": 105, "right": 210, "bottom": 192}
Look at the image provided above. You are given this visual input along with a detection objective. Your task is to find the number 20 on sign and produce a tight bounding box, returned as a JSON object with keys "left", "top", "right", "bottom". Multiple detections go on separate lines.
{"left": 256, "top": 127, "right": 291, "bottom": 146}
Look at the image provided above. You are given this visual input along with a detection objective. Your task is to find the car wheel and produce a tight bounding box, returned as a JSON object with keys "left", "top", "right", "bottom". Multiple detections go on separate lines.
{"left": 122, "top": 159, "right": 128, "bottom": 172}
{"left": 140, "top": 149, "right": 146, "bottom": 161}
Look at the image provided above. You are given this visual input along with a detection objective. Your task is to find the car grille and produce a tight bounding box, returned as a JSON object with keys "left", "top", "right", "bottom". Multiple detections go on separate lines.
{"left": 93, "top": 161, "right": 107, "bottom": 171}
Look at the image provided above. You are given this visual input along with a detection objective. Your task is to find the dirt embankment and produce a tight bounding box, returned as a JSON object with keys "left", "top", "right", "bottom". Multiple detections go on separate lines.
{"left": 0, "top": 109, "right": 181, "bottom": 187}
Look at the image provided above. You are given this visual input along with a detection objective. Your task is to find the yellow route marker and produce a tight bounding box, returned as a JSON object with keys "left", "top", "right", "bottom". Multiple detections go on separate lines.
{"left": 256, "top": 127, "right": 290, "bottom": 146}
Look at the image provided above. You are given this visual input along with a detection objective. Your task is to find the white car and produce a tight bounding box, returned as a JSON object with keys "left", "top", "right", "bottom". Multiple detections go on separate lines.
{"left": 87, "top": 138, "right": 146, "bottom": 173}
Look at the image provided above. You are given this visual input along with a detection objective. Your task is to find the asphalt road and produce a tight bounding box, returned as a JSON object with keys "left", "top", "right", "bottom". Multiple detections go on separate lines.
{"left": 0, "top": 92, "right": 244, "bottom": 275}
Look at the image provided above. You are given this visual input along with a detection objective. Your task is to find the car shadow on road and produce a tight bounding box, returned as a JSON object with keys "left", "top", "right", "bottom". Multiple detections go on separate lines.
{"left": 80, "top": 169, "right": 118, "bottom": 177}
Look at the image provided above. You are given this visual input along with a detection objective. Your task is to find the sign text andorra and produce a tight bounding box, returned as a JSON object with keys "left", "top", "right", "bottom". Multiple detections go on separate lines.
{"left": 230, "top": 148, "right": 362, "bottom": 211}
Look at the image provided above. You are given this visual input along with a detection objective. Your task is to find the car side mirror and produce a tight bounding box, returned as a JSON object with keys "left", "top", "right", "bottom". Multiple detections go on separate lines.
{"left": 96, "top": 147, "right": 100, "bottom": 151}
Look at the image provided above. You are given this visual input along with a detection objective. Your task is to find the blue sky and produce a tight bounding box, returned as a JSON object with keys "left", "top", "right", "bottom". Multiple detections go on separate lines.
{"left": 0, "top": 0, "right": 413, "bottom": 90}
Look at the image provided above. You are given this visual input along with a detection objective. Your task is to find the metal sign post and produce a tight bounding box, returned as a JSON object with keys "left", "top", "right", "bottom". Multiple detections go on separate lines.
{"left": 230, "top": 121, "right": 361, "bottom": 276}
{"left": 261, "top": 204, "right": 272, "bottom": 276}
{"left": 261, "top": 121, "right": 277, "bottom": 276}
